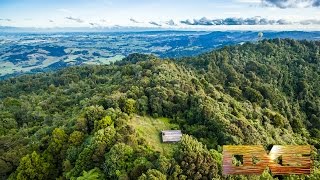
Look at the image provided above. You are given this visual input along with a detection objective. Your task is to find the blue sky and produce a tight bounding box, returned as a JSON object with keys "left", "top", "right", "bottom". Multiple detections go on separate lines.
{"left": 0, "top": 0, "right": 320, "bottom": 30}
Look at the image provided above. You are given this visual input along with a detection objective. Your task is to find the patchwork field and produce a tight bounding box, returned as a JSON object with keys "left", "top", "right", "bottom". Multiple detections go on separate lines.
{"left": 1, "top": 31, "right": 320, "bottom": 79}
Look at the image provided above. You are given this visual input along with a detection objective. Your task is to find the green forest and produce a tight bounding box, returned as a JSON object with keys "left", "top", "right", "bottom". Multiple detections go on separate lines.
{"left": 1, "top": 39, "right": 320, "bottom": 179}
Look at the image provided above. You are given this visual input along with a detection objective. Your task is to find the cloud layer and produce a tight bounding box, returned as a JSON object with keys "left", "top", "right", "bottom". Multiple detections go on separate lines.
{"left": 165, "top": 20, "right": 177, "bottom": 26}
{"left": 0, "top": 18, "right": 12, "bottom": 22}
{"left": 180, "top": 17, "right": 292, "bottom": 26}
{"left": 149, "top": 21, "right": 162, "bottom": 26}
{"left": 65, "top": 17, "right": 84, "bottom": 23}
{"left": 130, "top": 18, "right": 141, "bottom": 23}
{"left": 262, "top": 0, "right": 320, "bottom": 8}
{"left": 129, "top": 17, "right": 320, "bottom": 27}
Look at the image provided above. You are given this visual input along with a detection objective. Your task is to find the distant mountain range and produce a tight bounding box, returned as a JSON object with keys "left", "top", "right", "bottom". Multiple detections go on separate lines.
{"left": 0, "top": 26, "right": 164, "bottom": 32}
{"left": 1, "top": 24, "right": 320, "bottom": 33}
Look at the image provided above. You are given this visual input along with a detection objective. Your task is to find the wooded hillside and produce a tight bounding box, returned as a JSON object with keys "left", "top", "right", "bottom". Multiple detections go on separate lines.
{"left": 0, "top": 39, "right": 320, "bottom": 179}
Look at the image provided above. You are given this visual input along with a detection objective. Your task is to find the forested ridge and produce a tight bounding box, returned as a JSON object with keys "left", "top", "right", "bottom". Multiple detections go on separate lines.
{"left": 0, "top": 39, "right": 320, "bottom": 179}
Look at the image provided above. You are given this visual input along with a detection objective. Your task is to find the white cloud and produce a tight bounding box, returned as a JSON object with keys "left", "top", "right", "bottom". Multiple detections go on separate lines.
{"left": 65, "top": 17, "right": 84, "bottom": 23}
{"left": 57, "top": 8, "right": 72, "bottom": 14}
{"left": 236, "top": 0, "right": 261, "bottom": 3}
{"left": 262, "top": 0, "right": 320, "bottom": 8}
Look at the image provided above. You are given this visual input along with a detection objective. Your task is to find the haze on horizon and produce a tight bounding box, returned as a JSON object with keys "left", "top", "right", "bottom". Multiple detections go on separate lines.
{"left": 0, "top": 0, "right": 320, "bottom": 30}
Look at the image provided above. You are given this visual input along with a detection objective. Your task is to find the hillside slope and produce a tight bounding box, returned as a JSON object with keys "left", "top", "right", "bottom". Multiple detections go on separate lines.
{"left": 0, "top": 39, "right": 320, "bottom": 179}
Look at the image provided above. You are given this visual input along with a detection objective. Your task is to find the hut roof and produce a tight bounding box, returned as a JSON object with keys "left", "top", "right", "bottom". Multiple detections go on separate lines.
{"left": 161, "top": 130, "right": 182, "bottom": 143}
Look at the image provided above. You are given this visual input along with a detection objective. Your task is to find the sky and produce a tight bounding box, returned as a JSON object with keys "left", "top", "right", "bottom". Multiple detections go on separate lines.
{"left": 0, "top": 0, "right": 320, "bottom": 30}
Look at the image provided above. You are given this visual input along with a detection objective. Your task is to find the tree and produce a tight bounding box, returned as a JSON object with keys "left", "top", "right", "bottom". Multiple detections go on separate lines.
{"left": 130, "top": 157, "right": 153, "bottom": 178}
{"left": 243, "top": 87, "right": 264, "bottom": 103}
{"left": 0, "top": 111, "right": 17, "bottom": 136}
{"left": 83, "top": 106, "right": 106, "bottom": 133}
{"left": 14, "top": 151, "right": 50, "bottom": 180}
{"left": 94, "top": 126, "right": 115, "bottom": 146}
{"left": 76, "top": 168, "right": 105, "bottom": 180}
{"left": 104, "top": 143, "right": 134, "bottom": 179}
{"left": 94, "top": 115, "right": 113, "bottom": 131}
{"left": 66, "top": 144, "right": 96, "bottom": 178}
{"left": 138, "top": 169, "right": 166, "bottom": 180}
{"left": 155, "top": 155, "right": 172, "bottom": 174}
{"left": 137, "top": 96, "right": 149, "bottom": 115}
{"left": 175, "top": 135, "right": 220, "bottom": 179}
{"left": 49, "top": 128, "right": 68, "bottom": 154}
{"left": 69, "top": 131, "right": 85, "bottom": 146}
{"left": 123, "top": 98, "right": 137, "bottom": 115}
{"left": 92, "top": 126, "right": 116, "bottom": 163}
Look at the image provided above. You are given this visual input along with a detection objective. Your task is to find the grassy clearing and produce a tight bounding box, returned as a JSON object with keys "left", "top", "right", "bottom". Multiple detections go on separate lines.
{"left": 128, "top": 115, "right": 180, "bottom": 157}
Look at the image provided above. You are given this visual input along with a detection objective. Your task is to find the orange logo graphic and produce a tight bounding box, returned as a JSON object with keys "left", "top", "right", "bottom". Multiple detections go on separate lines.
{"left": 223, "top": 145, "right": 312, "bottom": 175}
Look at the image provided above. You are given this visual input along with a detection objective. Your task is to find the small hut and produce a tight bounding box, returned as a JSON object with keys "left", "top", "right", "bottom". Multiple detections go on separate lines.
{"left": 161, "top": 130, "right": 182, "bottom": 143}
